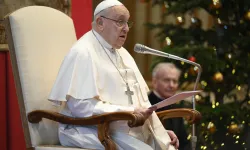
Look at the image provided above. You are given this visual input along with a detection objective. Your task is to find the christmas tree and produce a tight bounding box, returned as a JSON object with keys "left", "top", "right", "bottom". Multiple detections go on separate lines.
{"left": 143, "top": 0, "right": 250, "bottom": 149}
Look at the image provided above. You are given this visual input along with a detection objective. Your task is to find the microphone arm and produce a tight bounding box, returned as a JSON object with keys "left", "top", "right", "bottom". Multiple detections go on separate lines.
{"left": 134, "top": 44, "right": 202, "bottom": 150}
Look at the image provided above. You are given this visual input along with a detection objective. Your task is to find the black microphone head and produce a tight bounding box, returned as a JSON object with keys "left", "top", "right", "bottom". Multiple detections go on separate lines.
{"left": 134, "top": 43, "right": 145, "bottom": 53}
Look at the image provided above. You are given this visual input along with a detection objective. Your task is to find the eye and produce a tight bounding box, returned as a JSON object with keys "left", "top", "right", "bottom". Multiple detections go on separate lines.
{"left": 163, "top": 79, "right": 170, "bottom": 83}
{"left": 116, "top": 20, "right": 125, "bottom": 26}
{"left": 127, "top": 21, "right": 134, "bottom": 28}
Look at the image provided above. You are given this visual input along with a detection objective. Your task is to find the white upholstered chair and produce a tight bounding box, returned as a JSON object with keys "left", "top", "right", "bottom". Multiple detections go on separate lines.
{"left": 4, "top": 5, "right": 83, "bottom": 150}
{"left": 4, "top": 6, "right": 201, "bottom": 150}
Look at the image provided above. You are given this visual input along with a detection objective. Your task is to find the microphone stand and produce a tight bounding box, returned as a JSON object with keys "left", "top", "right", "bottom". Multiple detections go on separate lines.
{"left": 172, "top": 57, "right": 201, "bottom": 150}
{"left": 138, "top": 48, "right": 202, "bottom": 150}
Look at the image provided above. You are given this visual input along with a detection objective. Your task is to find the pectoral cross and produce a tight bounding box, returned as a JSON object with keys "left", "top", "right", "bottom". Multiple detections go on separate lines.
{"left": 125, "top": 83, "right": 134, "bottom": 104}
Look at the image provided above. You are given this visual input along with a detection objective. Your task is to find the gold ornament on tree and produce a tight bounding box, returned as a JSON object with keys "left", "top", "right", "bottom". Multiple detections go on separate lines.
{"left": 244, "top": 11, "right": 250, "bottom": 21}
{"left": 189, "top": 66, "right": 198, "bottom": 76}
{"left": 213, "top": 71, "right": 223, "bottom": 82}
{"left": 207, "top": 122, "right": 216, "bottom": 134}
{"left": 210, "top": 0, "right": 222, "bottom": 9}
{"left": 228, "top": 123, "right": 240, "bottom": 134}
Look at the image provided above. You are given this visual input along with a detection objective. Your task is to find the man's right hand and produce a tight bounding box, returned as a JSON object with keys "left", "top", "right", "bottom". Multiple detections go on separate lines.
{"left": 134, "top": 106, "right": 157, "bottom": 120}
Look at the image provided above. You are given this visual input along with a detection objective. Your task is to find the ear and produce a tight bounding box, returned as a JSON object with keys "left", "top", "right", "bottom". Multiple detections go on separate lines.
{"left": 96, "top": 17, "right": 103, "bottom": 26}
{"left": 98, "top": 19, "right": 103, "bottom": 25}
{"left": 152, "top": 77, "right": 157, "bottom": 89}
{"left": 96, "top": 17, "right": 104, "bottom": 31}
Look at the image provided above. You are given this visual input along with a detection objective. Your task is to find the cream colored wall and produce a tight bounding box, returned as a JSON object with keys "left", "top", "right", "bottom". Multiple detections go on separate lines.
{"left": 134, "top": 1, "right": 148, "bottom": 77}
{"left": 133, "top": 2, "right": 166, "bottom": 81}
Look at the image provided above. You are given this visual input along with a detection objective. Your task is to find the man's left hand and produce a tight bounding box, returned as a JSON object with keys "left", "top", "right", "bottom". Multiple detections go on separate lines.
{"left": 167, "top": 130, "right": 179, "bottom": 149}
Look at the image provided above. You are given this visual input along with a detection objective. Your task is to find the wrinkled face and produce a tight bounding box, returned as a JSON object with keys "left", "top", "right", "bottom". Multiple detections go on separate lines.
{"left": 100, "top": 5, "right": 130, "bottom": 49}
{"left": 152, "top": 68, "right": 180, "bottom": 99}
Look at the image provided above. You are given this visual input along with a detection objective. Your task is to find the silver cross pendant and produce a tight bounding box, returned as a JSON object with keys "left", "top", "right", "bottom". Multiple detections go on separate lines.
{"left": 125, "top": 83, "right": 134, "bottom": 104}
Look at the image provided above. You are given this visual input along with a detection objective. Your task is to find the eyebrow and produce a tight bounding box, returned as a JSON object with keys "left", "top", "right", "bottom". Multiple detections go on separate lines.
{"left": 114, "top": 14, "right": 129, "bottom": 19}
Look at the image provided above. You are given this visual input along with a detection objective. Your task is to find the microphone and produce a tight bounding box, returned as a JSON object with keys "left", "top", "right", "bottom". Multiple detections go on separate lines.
{"left": 134, "top": 43, "right": 202, "bottom": 71}
{"left": 134, "top": 43, "right": 202, "bottom": 150}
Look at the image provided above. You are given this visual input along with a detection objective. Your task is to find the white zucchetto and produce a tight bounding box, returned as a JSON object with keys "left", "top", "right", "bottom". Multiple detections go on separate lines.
{"left": 94, "top": 0, "right": 123, "bottom": 16}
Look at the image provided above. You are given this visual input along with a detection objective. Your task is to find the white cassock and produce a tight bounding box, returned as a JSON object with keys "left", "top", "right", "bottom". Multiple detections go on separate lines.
{"left": 48, "top": 30, "right": 176, "bottom": 150}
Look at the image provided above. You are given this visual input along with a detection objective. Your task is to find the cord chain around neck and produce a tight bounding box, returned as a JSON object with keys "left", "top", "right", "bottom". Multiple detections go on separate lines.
{"left": 92, "top": 30, "right": 128, "bottom": 84}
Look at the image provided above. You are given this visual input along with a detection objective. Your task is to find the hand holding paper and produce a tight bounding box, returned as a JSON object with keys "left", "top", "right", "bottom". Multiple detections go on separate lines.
{"left": 149, "top": 90, "right": 202, "bottom": 110}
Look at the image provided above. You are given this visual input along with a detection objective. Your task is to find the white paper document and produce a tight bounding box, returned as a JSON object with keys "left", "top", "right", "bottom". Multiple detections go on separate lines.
{"left": 149, "top": 90, "right": 202, "bottom": 110}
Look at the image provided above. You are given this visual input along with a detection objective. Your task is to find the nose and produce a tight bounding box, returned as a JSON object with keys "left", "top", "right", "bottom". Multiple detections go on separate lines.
{"left": 169, "top": 81, "right": 175, "bottom": 88}
{"left": 123, "top": 23, "right": 129, "bottom": 32}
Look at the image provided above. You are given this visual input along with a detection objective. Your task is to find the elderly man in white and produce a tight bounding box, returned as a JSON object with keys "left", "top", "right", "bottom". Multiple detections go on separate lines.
{"left": 48, "top": 0, "right": 179, "bottom": 149}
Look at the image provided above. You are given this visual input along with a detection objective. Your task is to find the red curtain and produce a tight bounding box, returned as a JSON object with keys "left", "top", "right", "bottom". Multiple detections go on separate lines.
{"left": 0, "top": 1, "right": 92, "bottom": 150}
{"left": 0, "top": 52, "right": 27, "bottom": 150}
{"left": 0, "top": 52, "right": 7, "bottom": 150}
{"left": 72, "top": 0, "right": 92, "bottom": 39}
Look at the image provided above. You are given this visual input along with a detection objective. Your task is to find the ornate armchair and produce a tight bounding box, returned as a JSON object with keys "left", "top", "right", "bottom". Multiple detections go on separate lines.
{"left": 4, "top": 6, "right": 201, "bottom": 150}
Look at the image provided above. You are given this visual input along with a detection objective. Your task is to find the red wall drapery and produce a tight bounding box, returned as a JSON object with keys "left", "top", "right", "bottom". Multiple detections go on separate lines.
{"left": 0, "top": 52, "right": 8, "bottom": 150}
{"left": 72, "top": 0, "right": 92, "bottom": 39}
{"left": 0, "top": 1, "right": 92, "bottom": 150}
{"left": 0, "top": 52, "right": 25, "bottom": 150}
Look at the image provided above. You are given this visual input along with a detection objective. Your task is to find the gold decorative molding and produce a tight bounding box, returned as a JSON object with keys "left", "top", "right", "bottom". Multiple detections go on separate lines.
{"left": 0, "top": 19, "right": 8, "bottom": 51}
{"left": 0, "top": 44, "right": 8, "bottom": 51}
{"left": 0, "top": 0, "right": 71, "bottom": 49}
{"left": 31, "top": 0, "right": 71, "bottom": 16}
{"left": 0, "top": 19, "right": 7, "bottom": 45}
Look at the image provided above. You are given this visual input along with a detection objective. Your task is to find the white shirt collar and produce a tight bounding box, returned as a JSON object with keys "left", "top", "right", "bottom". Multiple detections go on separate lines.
{"left": 153, "top": 90, "right": 164, "bottom": 100}
{"left": 92, "top": 29, "right": 116, "bottom": 53}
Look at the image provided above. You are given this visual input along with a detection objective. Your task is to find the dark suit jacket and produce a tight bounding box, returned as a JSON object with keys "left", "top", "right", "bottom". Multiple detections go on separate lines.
{"left": 148, "top": 91, "right": 190, "bottom": 150}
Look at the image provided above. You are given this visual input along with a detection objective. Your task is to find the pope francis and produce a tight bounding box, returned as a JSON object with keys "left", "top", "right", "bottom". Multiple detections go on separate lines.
{"left": 48, "top": 0, "right": 179, "bottom": 149}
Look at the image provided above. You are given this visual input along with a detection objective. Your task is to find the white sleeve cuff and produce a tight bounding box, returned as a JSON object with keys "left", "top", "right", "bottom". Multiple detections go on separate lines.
{"left": 93, "top": 101, "right": 134, "bottom": 115}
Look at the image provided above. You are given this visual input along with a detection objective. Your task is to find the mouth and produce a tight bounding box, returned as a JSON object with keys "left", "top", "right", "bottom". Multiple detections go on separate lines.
{"left": 165, "top": 90, "right": 175, "bottom": 94}
{"left": 119, "top": 35, "right": 126, "bottom": 39}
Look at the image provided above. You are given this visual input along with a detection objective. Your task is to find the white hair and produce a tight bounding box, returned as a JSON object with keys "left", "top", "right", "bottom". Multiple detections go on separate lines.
{"left": 152, "top": 62, "right": 181, "bottom": 78}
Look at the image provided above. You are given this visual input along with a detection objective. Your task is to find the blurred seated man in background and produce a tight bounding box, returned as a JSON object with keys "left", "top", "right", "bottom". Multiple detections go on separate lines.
{"left": 149, "top": 62, "right": 190, "bottom": 150}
